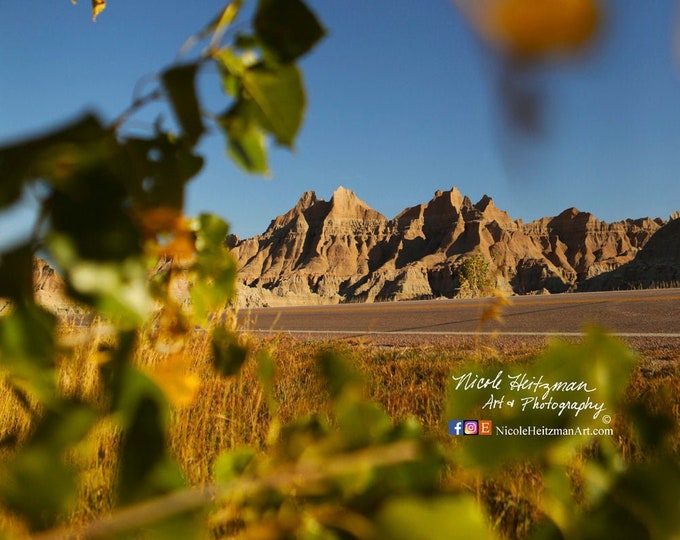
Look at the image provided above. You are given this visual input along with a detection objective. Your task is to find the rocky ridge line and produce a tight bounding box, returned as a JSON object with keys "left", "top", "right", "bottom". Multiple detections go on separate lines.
{"left": 232, "top": 186, "right": 675, "bottom": 307}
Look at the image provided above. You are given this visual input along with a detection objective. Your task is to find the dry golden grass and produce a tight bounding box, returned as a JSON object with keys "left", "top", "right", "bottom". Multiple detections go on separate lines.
{"left": 0, "top": 322, "right": 678, "bottom": 539}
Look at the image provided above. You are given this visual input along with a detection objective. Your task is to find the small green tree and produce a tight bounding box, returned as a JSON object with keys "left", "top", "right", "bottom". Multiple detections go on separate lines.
{"left": 459, "top": 252, "right": 494, "bottom": 297}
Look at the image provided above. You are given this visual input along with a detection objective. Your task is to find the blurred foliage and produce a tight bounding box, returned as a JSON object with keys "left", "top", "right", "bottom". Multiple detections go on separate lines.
{"left": 0, "top": 0, "right": 325, "bottom": 535}
{"left": 0, "top": 1, "right": 678, "bottom": 539}
{"left": 457, "top": 0, "right": 601, "bottom": 61}
{"left": 454, "top": 0, "right": 602, "bottom": 136}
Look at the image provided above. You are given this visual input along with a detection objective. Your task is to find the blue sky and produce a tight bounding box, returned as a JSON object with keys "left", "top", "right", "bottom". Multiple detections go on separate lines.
{"left": 2, "top": 1, "right": 680, "bottom": 242}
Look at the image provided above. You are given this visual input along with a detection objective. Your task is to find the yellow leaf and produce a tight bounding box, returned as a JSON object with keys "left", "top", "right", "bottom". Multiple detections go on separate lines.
{"left": 92, "top": 0, "right": 106, "bottom": 22}
{"left": 154, "top": 306, "right": 189, "bottom": 353}
{"left": 137, "top": 207, "right": 183, "bottom": 239}
{"left": 136, "top": 207, "right": 196, "bottom": 261}
{"left": 480, "top": 289, "right": 512, "bottom": 323}
{"left": 480, "top": 304, "right": 501, "bottom": 324}
{"left": 492, "top": 288, "right": 512, "bottom": 306}
{"left": 145, "top": 353, "right": 200, "bottom": 408}
{"left": 474, "top": 0, "right": 600, "bottom": 60}
{"left": 160, "top": 229, "right": 196, "bottom": 261}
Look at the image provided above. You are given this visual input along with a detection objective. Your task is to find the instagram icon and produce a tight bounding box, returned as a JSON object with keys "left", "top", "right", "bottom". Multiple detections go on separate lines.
{"left": 464, "top": 421, "right": 478, "bottom": 435}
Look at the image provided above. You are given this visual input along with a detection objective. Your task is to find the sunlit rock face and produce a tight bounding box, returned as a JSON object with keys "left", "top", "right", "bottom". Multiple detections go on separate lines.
{"left": 580, "top": 217, "right": 680, "bottom": 291}
{"left": 231, "top": 187, "right": 667, "bottom": 307}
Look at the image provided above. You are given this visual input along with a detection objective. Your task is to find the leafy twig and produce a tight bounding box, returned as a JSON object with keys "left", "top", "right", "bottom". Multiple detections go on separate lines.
{"left": 32, "top": 440, "right": 423, "bottom": 540}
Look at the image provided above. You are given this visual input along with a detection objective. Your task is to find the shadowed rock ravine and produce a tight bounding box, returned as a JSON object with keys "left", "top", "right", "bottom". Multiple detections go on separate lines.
{"left": 232, "top": 187, "right": 678, "bottom": 307}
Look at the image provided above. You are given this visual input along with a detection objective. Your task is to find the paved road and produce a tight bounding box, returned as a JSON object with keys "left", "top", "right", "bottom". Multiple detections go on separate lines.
{"left": 238, "top": 289, "right": 680, "bottom": 341}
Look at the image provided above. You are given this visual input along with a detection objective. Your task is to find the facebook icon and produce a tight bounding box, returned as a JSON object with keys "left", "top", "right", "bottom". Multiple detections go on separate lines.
{"left": 448, "top": 420, "right": 464, "bottom": 436}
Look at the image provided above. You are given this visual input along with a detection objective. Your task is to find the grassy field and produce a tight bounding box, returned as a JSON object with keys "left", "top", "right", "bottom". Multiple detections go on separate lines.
{"left": 0, "top": 323, "right": 678, "bottom": 539}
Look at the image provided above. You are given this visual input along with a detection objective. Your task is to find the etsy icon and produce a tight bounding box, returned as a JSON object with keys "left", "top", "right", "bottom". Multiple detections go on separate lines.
{"left": 479, "top": 420, "right": 493, "bottom": 436}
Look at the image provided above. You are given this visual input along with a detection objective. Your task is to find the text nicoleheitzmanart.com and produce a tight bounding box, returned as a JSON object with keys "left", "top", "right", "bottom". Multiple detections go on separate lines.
{"left": 451, "top": 370, "right": 607, "bottom": 420}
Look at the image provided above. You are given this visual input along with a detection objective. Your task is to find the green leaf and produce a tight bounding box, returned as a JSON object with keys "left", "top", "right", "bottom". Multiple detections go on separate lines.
{"left": 0, "top": 403, "right": 96, "bottom": 531}
{"left": 118, "top": 396, "right": 184, "bottom": 505}
{"left": 218, "top": 102, "right": 269, "bottom": 174}
{"left": 47, "top": 170, "right": 141, "bottom": 262}
{"left": 376, "top": 496, "right": 494, "bottom": 540}
{"left": 335, "top": 399, "right": 392, "bottom": 449}
{"left": 0, "top": 244, "right": 34, "bottom": 302}
{"left": 274, "top": 415, "right": 329, "bottom": 461}
{"left": 214, "top": 448, "right": 256, "bottom": 483}
{"left": 234, "top": 33, "right": 259, "bottom": 50}
{"left": 257, "top": 348, "right": 278, "bottom": 412}
{"left": 212, "top": 327, "right": 249, "bottom": 377}
{"left": 563, "top": 457, "right": 680, "bottom": 540}
{"left": 132, "top": 134, "right": 204, "bottom": 209}
{"left": 595, "top": 457, "right": 680, "bottom": 539}
{"left": 71, "top": 260, "right": 154, "bottom": 325}
{"left": 209, "top": 0, "right": 244, "bottom": 48}
{"left": 626, "top": 398, "right": 676, "bottom": 453}
{"left": 161, "top": 64, "right": 204, "bottom": 146}
{"left": 0, "top": 114, "right": 107, "bottom": 208}
{"left": 47, "top": 249, "right": 154, "bottom": 327}
{"left": 0, "top": 304, "right": 57, "bottom": 406}
{"left": 26, "top": 402, "right": 97, "bottom": 453}
{"left": 0, "top": 447, "right": 78, "bottom": 531}
{"left": 109, "top": 355, "right": 171, "bottom": 432}
{"left": 316, "top": 349, "right": 363, "bottom": 400}
{"left": 97, "top": 330, "right": 138, "bottom": 414}
{"left": 194, "top": 212, "right": 231, "bottom": 250}
{"left": 242, "top": 63, "right": 305, "bottom": 146}
{"left": 215, "top": 48, "right": 247, "bottom": 79}
{"left": 254, "top": 0, "right": 325, "bottom": 63}
{"left": 190, "top": 214, "right": 238, "bottom": 322}
{"left": 185, "top": 0, "right": 243, "bottom": 50}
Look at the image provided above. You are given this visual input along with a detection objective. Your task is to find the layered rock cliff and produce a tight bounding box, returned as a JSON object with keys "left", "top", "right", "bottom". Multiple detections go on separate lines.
{"left": 580, "top": 216, "right": 680, "bottom": 290}
{"left": 232, "top": 187, "right": 671, "bottom": 306}
{"left": 1, "top": 258, "right": 70, "bottom": 314}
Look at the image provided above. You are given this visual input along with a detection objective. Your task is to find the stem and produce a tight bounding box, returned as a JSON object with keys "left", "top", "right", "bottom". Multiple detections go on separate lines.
{"left": 110, "top": 89, "right": 163, "bottom": 131}
{"left": 33, "top": 439, "right": 423, "bottom": 540}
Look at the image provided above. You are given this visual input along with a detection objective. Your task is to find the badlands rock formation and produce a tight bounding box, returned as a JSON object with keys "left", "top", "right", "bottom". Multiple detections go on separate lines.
{"left": 9, "top": 190, "right": 676, "bottom": 312}
{"left": 581, "top": 216, "right": 680, "bottom": 290}
{"left": 1, "top": 258, "right": 70, "bottom": 314}
{"left": 232, "top": 187, "right": 668, "bottom": 306}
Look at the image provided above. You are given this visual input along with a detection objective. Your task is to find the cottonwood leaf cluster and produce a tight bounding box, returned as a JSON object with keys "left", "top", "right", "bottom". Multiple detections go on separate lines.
{"left": 0, "top": 0, "right": 324, "bottom": 535}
